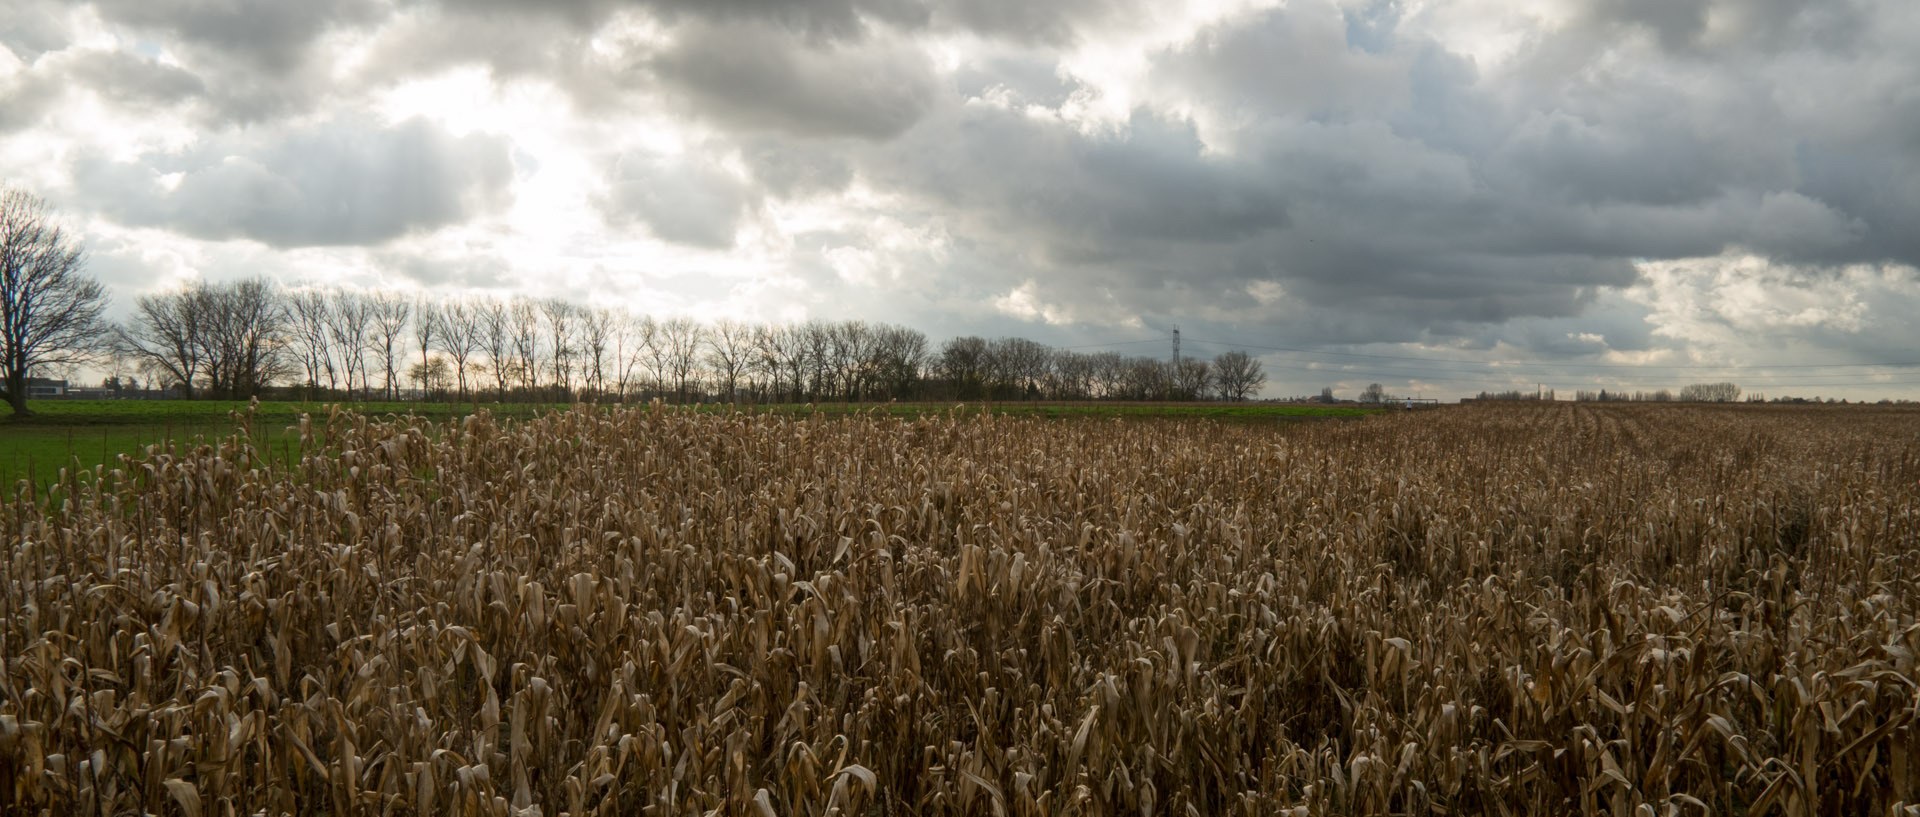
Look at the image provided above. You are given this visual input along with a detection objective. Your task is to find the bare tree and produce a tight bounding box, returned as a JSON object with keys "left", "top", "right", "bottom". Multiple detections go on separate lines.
{"left": 988, "top": 337, "right": 1050, "bottom": 399}
{"left": 437, "top": 298, "right": 481, "bottom": 402}
{"left": 0, "top": 188, "right": 109, "bottom": 416}
{"left": 615, "top": 312, "right": 654, "bottom": 401}
{"left": 508, "top": 297, "right": 540, "bottom": 397}
{"left": 115, "top": 287, "right": 201, "bottom": 402}
{"left": 869, "top": 324, "right": 927, "bottom": 400}
{"left": 800, "top": 321, "right": 836, "bottom": 400}
{"left": 1212, "top": 350, "right": 1266, "bottom": 401}
{"left": 477, "top": 298, "right": 515, "bottom": 400}
{"left": 824, "top": 321, "right": 874, "bottom": 400}
{"left": 199, "top": 278, "right": 288, "bottom": 397}
{"left": 1360, "top": 383, "right": 1385, "bottom": 404}
{"left": 286, "top": 289, "right": 336, "bottom": 398}
{"left": 578, "top": 306, "right": 615, "bottom": 399}
{"left": 100, "top": 345, "right": 134, "bottom": 395}
{"left": 326, "top": 291, "right": 372, "bottom": 399}
{"left": 124, "top": 279, "right": 286, "bottom": 399}
{"left": 1120, "top": 356, "right": 1171, "bottom": 400}
{"left": 408, "top": 356, "right": 450, "bottom": 394}
{"left": 660, "top": 316, "right": 706, "bottom": 402}
{"left": 116, "top": 285, "right": 206, "bottom": 400}
{"left": 1171, "top": 357, "right": 1212, "bottom": 400}
{"left": 647, "top": 315, "right": 677, "bottom": 400}
{"left": 369, "top": 293, "right": 411, "bottom": 401}
{"left": 748, "top": 324, "right": 781, "bottom": 401}
{"left": 412, "top": 296, "right": 440, "bottom": 401}
{"left": 1088, "top": 351, "right": 1127, "bottom": 399}
{"left": 705, "top": 318, "right": 753, "bottom": 402}
{"left": 1046, "top": 349, "right": 1096, "bottom": 401}
{"left": 936, "top": 336, "right": 988, "bottom": 400}
{"left": 764, "top": 323, "right": 810, "bottom": 402}
{"left": 539, "top": 297, "right": 576, "bottom": 401}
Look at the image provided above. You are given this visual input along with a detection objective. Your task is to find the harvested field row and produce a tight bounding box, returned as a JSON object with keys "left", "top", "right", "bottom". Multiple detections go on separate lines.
{"left": 3, "top": 402, "right": 1919, "bottom": 815}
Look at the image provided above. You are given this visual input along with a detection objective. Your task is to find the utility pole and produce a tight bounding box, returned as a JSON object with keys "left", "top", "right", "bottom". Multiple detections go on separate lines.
{"left": 1171, "top": 324, "right": 1180, "bottom": 368}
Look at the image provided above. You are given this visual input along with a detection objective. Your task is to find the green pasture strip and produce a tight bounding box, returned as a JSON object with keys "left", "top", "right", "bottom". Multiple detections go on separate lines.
{"left": 0, "top": 399, "right": 1378, "bottom": 486}
{"left": 0, "top": 400, "right": 559, "bottom": 488}
{"left": 5, "top": 399, "right": 557, "bottom": 428}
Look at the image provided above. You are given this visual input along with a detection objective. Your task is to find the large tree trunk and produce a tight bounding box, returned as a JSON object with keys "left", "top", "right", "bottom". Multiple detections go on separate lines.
{"left": 3, "top": 372, "right": 29, "bottom": 417}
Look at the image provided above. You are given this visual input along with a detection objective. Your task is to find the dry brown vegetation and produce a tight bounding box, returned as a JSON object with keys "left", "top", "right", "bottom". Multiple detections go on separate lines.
{"left": 4, "top": 402, "right": 1919, "bottom": 815}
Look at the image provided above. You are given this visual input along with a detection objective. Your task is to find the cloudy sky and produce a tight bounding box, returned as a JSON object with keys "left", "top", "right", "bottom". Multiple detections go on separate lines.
{"left": 3, "top": 0, "right": 1918, "bottom": 399}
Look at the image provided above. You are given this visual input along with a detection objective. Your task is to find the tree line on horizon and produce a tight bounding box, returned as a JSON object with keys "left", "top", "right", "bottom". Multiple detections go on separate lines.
{"left": 4, "top": 185, "right": 1268, "bottom": 414}
{"left": 1479, "top": 384, "right": 1745, "bottom": 403}
{"left": 105, "top": 277, "right": 1270, "bottom": 405}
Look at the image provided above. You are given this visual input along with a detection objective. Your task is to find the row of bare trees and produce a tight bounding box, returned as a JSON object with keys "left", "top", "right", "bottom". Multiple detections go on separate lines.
{"left": 111, "top": 278, "right": 1269, "bottom": 404}
{"left": 932, "top": 338, "right": 1264, "bottom": 401}
{"left": 115, "top": 279, "right": 285, "bottom": 400}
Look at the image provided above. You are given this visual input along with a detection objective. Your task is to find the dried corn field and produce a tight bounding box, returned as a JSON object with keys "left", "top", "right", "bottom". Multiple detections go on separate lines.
{"left": 4, "top": 402, "right": 1920, "bottom": 816}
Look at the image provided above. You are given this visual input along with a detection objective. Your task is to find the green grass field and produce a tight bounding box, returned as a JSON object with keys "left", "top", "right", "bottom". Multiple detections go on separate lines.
{"left": 0, "top": 400, "right": 555, "bottom": 490}
{"left": 0, "top": 399, "right": 1381, "bottom": 488}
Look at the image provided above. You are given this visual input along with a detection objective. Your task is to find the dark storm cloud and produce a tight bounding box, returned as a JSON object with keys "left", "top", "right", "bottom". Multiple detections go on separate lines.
{"left": 72, "top": 116, "right": 512, "bottom": 247}
{"left": 1498, "top": 108, "right": 1759, "bottom": 207}
{"left": 1581, "top": 0, "right": 1867, "bottom": 55}
{"left": 91, "top": 0, "right": 385, "bottom": 74}
{"left": 933, "top": 0, "right": 1140, "bottom": 45}
{"left": 869, "top": 107, "right": 1286, "bottom": 264}
{"left": 840, "top": 0, "right": 1918, "bottom": 351}
{"left": 649, "top": 21, "right": 939, "bottom": 140}
{"left": 857, "top": 94, "right": 1652, "bottom": 341}
{"left": 1794, "top": 137, "right": 1920, "bottom": 265}
{"left": 1151, "top": 2, "right": 1408, "bottom": 120}
{"left": 1586, "top": 0, "right": 1710, "bottom": 52}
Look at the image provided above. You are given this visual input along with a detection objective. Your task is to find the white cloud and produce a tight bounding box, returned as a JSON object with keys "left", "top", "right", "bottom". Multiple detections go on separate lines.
{"left": 994, "top": 281, "right": 1068, "bottom": 324}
